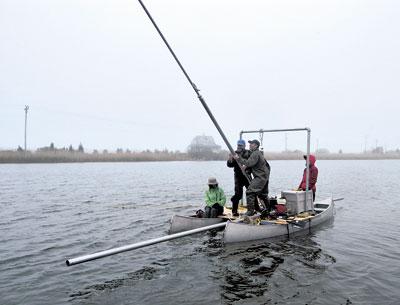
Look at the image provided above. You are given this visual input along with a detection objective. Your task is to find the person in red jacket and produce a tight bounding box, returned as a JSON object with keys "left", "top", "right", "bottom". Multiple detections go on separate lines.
{"left": 298, "top": 154, "right": 318, "bottom": 201}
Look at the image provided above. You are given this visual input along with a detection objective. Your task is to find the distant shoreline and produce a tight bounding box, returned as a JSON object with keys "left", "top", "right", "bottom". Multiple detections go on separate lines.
{"left": 1, "top": 150, "right": 399, "bottom": 164}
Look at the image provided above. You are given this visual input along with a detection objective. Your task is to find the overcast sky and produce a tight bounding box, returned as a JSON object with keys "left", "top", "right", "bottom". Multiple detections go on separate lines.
{"left": 1, "top": 0, "right": 399, "bottom": 152}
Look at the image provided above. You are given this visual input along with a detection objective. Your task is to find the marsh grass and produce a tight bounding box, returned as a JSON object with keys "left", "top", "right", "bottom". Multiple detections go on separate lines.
{"left": 1, "top": 150, "right": 399, "bottom": 164}
{"left": 0, "top": 150, "right": 189, "bottom": 163}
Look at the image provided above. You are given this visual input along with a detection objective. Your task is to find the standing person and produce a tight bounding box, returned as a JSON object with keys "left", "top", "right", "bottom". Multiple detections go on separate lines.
{"left": 234, "top": 140, "right": 270, "bottom": 216}
{"left": 227, "top": 139, "right": 251, "bottom": 216}
{"left": 204, "top": 177, "right": 226, "bottom": 218}
{"left": 298, "top": 154, "right": 318, "bottom": 201}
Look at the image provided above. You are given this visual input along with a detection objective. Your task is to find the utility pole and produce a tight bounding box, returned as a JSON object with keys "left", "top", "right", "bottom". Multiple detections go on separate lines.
{"left": 285, "top": 133, "right": 288, "bottom": 151}
{"left": 24, "top": 105, "right": 29, "bottom": 152}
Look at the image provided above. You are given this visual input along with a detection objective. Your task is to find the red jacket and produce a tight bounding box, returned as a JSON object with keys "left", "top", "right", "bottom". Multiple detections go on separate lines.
{"left": 299, "top": 154, "right": 318, "bottom": 192}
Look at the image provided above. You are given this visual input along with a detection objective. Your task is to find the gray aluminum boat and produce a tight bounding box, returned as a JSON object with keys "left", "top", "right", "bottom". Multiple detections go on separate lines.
{"left": 169, "top": 215, "right": 226, "bottom": 234}
{"left": 224, "top": 197, "right": 334, "bottom": 243}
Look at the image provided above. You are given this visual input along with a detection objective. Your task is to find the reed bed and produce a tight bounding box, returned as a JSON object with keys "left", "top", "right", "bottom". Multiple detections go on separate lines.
{"left": 0, "top": 150, "right": 189, "bottom": 163}
{"left": 1, "top": 150, "right": 399, "bottom": 164}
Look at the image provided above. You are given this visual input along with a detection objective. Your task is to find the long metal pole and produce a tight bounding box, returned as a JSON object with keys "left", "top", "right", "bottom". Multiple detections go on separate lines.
{"left": 137, "top": 0, "right": 251, "bottom": 182}
{"left": 66, "top": 222, "right": 226, "bottom": 266}
{"left": 137, "top": 0, "right": 234, "bottom": 154}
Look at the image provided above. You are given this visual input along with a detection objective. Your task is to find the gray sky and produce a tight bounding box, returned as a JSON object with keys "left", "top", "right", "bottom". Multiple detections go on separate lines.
{"left": 1, "top": 0, "right": 399, "bottom": 152}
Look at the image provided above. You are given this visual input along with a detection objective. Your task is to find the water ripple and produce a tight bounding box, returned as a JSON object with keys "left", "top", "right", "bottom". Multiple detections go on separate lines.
{"left": 0, "top": 161, "right": 399, "bottom": 305}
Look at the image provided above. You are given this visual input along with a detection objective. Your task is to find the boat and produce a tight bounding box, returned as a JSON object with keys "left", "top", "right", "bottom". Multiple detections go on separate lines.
{"left": 224, "top": 197, "right": 334, "bottom": 243}
{"left": 169, "top": 207, "right": 244, "bottom": 234}
{"left": 169, "top": 215, "right": 225, "bottom": 234}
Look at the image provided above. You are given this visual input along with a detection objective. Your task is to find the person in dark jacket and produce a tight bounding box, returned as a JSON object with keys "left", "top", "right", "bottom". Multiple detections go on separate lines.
{"left": 298, "top": 154, "right": 318, "bottom": 201}
{"left": 234, "top": 139, "right": 270, "bottom": 216}
{"left": 227, "top": 139, "right": 251, "bottom": 216}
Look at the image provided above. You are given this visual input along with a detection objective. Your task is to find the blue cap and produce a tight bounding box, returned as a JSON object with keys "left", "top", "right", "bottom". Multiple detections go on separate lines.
{"left": 237, "top": 139, "right": 246, "bottom": 146}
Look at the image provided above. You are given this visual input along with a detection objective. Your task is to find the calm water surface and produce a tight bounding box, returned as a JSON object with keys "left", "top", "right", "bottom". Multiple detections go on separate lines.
{"left": 0, "top": 160, "right": 399, "bottom": 305}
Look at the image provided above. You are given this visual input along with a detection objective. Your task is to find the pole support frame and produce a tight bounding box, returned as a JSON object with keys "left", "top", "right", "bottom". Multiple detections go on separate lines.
{"left": 240, "top": 127, "right": 313, "bottom": 212}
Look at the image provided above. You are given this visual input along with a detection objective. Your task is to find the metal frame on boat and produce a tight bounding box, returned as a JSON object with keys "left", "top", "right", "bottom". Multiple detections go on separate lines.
{"left": 240, "top": 127, "right": 313, "bottom": 213}
{"left": 219, "top": 127, "right": 334, "bottom": 243}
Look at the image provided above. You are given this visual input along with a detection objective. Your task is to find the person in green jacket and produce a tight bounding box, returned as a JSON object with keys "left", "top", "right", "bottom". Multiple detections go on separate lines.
{"left": 204, "top": 177, "right": 226, "bottom": 218}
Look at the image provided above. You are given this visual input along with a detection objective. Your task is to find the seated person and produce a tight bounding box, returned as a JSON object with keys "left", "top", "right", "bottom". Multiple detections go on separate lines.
{"left": 204, "top": 177, "right": 226, "bottom": 218}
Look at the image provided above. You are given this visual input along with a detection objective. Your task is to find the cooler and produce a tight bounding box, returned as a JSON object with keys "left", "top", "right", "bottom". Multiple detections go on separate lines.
{"left": 281, "top": 190, "right": 313, "bottom": 215}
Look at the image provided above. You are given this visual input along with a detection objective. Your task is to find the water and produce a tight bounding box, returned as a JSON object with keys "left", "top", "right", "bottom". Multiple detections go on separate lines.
{"left": 0, "top": 160, "right": 399, "bottom": 305}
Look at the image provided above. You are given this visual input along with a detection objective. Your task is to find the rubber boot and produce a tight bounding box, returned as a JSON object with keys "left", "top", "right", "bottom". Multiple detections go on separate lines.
{"left": 245, "top": 193, "right": 256, "bottom": 216}
{"left": 231, "top": 202, "right": 239, "bottom": 217}
{"left": 258, "top": 197, "right": 271, "bottom": 219}
{"left": 205, "top": 206, "right": 211, "bottom": 218}
{"left": 230, "top": 195, "right": 240, "bottom": 217}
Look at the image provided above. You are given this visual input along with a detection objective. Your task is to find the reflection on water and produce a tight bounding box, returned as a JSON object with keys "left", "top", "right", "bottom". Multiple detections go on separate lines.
{"left": 70, "top": 266, "right": 162, "bottom": 301}
{"left": 0, "top": 161, "right": 399, "bottom": 305}
{"left": 217, "top": 235, "right": 338, "bottom": 304}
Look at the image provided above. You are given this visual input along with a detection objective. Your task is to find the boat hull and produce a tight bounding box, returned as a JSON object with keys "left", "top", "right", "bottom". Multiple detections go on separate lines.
{"left": 224, "top": 197, "right": 334, "bottom": 243}
{"left": 169, "top": 215, "right": 225, "bottom": 234}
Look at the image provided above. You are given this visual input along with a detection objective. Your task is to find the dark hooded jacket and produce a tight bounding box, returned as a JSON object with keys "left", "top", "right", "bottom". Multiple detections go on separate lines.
{"left": 240, "top": 148, "right": 269, "bottom": 180}
{"left": 299, "top": 154, "right": 318, "bottom": 192}
{"left": 227, "top": 149, "right": 251, "bottom": 177}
